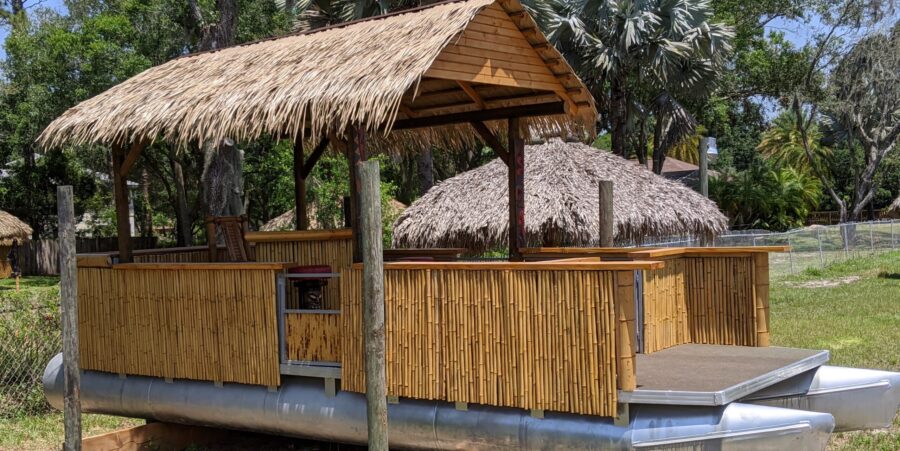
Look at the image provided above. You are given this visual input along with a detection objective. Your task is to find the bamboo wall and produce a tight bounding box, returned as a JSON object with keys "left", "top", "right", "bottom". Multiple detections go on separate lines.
{"left": 77, "top": 265, "right": 281, "bottom": 387}
{"left": 285, "top": 312, "right": 341, "bottom": 362}
{"left": 250, "top": 231, "right": 352, "bottom": 310}
{"left": 641, "top": 254, "right": 766, "bottom": 352}
{"left": 341, "top": 266, "right": 620, "bottom": 417}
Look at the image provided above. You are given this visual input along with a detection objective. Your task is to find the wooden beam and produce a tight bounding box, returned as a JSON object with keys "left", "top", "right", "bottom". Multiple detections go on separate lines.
{"left": 58, "top": 185, "right": 81, "bottom": 451}
{"left": 398, "top": 103, "right": 418, "bottom": 118}
{"left": 293, "top": 140, "right": 306, "bottom": 231}
{"left": 508, "top": 117, "right": 525, "bottom": 262}
{"left": 347, "top": 128, "right": 367, "bottom": 264}
{"left": 359, "top": 159, "right": 388, "bottom": 451}
{"left": 470, "top": 121, "right": 509, "bottom": 163}
{"left": 456, "top": 81, "right": 486, "bottom": 109}
{"left": 118, "top": 139, "right": 148, "bottom": 178}
{"left": 392, "top": 101, "right": 565, "bottom": 130}
{"left": 599, "top": 180, "right": 614, "bottom": 247}
{"left": 111, "top": 144, "right": 133, "bottom": 263}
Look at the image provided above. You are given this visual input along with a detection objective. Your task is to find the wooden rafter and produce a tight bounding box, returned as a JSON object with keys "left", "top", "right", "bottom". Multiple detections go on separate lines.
{"left": 119, "top": 139, "right": 149, "bottom": 177}
{"left": 456, "top": 81, "right": 486, "bottom": 109}
{"left": 392, "top": 101, "right": 565, "bottom": 131}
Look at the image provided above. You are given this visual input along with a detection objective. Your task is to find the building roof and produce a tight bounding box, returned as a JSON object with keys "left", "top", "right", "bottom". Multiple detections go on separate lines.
{"left": 392, "top": 140, "right": 728, "bottom": 251}
{"left": 0, "top": 210, "right": 32, "bottom": 246}
{"left": 38, "top": 0, "right": 595, "bottom": 152}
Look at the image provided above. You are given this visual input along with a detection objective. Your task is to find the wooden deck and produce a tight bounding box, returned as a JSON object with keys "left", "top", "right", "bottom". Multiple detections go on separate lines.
{"left": 74, "top": 231, "right": 783, "bottom": 419}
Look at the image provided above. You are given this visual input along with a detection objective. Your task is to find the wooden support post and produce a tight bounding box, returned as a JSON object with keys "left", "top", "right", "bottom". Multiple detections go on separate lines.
{"left": 753, "top": 253, "right": 771, "bottom": 347}
{"left": 206, "top": 219, "right": 218, "bottom": 263}
{"left": 293, "top": 140, "right": 307, "bottom": 231}
{"left": 348, "top": 129, "right": 366, "bottom": 263}
{"left": 58, "top": 185, "right": 81, "bottom": 451}
{"left": 359, "top": 158, "right": 388, "bottom": 450}
{"left": 293, "top": 138, "right": 330, "bottom": 231}
{"left": 111, "top": 144, "right": 133, "bottom": 262}
{"left": 615, "top": 270, "right": 637, "bottom": 392}
{"left": 507, "top": 118, "right": 525, "bottom": 261}
{"left": 599, "top": 180, "right": 614, "bottom": 247}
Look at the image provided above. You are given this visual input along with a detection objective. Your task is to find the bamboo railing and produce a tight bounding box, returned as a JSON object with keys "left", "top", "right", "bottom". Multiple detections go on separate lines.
{"left": 76, "top": 259, "right": 287, "bottom": 387}
{"left": 285, "top": 312, "right": 341, "bottom": 363}
{"left": 523, "top": 247, "right": 783, "bottom": 354}
{"left": 340, "top": 260, "right": 660, "bottom": 417}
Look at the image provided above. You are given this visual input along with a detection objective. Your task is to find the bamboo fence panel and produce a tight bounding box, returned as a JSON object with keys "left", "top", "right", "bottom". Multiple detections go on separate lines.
{"left": 133, "top": 249, "right": 214, "bottom": 263}
{"left": 641, "top": 259, "right": 689, "bottom": 353}
{"left": 753, "top": 253, "right": 771, "bottom": 346}
{"left": 77, "top": 266, "right": 280, "bottom": 387}
{"left": 341, "top": 266, "right": 619, "bottom": 417}
{"left": 682, "top": 256, "right": 758, "bottom": 347}
{"left": 285, "top": 313, "right": 342, "bottom": 362}
{"left": 254, "top": 238, "right": 352, "bottom": 310}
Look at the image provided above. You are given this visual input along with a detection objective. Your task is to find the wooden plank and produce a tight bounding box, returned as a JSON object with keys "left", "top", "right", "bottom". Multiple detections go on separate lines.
{"left": 59, "top": 186, "right": 81, "bottom": 451}
{"left": 357, "top": 260, "right": 665, "bottom": 271}
{"left": 112, "top": 262, "right": 294, "bottom": 270}
{"left": 245, "top": 229, "right": 353, "bottom": 243}
{"left": 423, "top": 68, "right": 562, "bottom": 92}
{"left": 427, "top": 60, "right": 559, "bottom": 85}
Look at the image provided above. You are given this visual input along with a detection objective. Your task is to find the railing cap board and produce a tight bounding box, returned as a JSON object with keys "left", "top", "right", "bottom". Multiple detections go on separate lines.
{"left": 112, "top": 262, "right": 297, "bottom": 270}
{"left": 76, "top": 254, "right": 113, "bottom": 268}
{"left": 244, "top": 229, "right": 353, "bottom": 243}
{"left": 627, "top": 246, "right": 790, "bottom": 259}
{"left": 352, "top": 260, "right": 665, "bottom": 271}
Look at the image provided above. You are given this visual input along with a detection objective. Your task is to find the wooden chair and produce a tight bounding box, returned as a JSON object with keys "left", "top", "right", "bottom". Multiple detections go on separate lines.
{"left": 205, "top": 215, "right": 255, "bottom": 262}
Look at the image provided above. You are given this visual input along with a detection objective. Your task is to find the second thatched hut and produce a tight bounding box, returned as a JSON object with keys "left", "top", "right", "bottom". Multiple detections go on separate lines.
{"left": 0, "top": 210, "right": 32, "bottom": 278}
{"left": 392, "top": 140, "right": 728, "bottom": 252}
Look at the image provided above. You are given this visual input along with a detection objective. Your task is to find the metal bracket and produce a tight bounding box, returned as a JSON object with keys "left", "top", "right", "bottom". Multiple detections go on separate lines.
{"left": 454, "top": 401, "right": 468, "bottom": 411}
{"left": 614, "top": 403, "right": 630, "bottom": 427}
{"left": 325, "top": 378, "right": 337, "bottom": 397}
{"left": 530, "top": 409, "right": 544, "bottom": 419}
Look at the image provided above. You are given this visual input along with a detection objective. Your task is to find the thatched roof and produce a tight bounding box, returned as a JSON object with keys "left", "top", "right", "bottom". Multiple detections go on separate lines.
{"left": 392, "top": 140, "right": 728, "bottom": 251}
{"left": 888, "top": 195, "right": 900, "bottom": 219}
{"left": 0, "top": 210, "right": 32, "bottom": 246}
{"left": 38, "top": 0, "right": 595, "bottom": 152}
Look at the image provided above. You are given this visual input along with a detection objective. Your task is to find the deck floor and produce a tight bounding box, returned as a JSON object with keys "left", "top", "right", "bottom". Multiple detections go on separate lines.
{"left": 619, "top": 344, "right": 829, "bottom": 406}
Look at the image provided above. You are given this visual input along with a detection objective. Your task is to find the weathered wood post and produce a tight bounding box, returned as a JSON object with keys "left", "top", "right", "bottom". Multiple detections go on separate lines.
{"left": 699, "top": 138, "right": 709, "bottom": 198}
{"left": 58, "top": 185, "right": 81, "bottom": 451}
{"left": 293, "top": 139, "right": 307, "bottom": 230}
{"left": 359, "top": 158, "right": 388, "bottom": 449}
{"left": 507, "top": 118, "right": 525, "bottom": 261}
{"left": 599, "top": 180, "right": 614, "bottom": 247}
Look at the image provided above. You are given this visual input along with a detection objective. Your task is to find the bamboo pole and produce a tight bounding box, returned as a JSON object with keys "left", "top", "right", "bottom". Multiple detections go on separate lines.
{"left": 359, "top": 157, "right": 388, "bottom": 449}
{"left": 59, "top": 186, "right": 81, "bottom": 451}
{"left": 599, "top": 181, "right": 614, "bottom": 247}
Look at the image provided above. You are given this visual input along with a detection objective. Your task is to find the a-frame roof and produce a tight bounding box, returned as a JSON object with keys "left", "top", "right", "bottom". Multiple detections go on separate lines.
{"left": 38, "top": 0, "right": 595, "bottom": 151}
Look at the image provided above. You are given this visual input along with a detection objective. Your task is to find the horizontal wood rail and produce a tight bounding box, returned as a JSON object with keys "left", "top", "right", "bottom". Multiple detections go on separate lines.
{"left": 352, "top": 260, "right": 664, "bottom": 271}
{"left": 111, "top": 262, "right": 296, "bottom": 270}
{"left": 383, "top": 248, "right": 468, "bottom": 261}
{"left": 245, "top": 229, "right": 353, "bottom": 243}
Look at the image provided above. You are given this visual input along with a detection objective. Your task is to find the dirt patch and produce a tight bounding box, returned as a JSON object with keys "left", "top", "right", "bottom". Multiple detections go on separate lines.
{"left": 787, "top": 276, "right": 861, "bottom": 288}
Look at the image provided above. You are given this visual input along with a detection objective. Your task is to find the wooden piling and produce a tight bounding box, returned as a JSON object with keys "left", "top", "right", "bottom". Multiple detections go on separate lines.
{"left": 599, "top": 181, "right": 614, "bottom": 247}
{"left": 359, "top": 158, "right": 388, "bottom": 449}
{"left": 59, "top": 185, "right": 81, "bottom": 451}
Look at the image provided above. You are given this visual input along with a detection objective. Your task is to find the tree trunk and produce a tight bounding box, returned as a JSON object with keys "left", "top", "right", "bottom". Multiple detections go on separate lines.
{"left": 168, "top": 148, "right": 193, "bottom": 246}
{"left": 418, "top": 148, "right": 434, "bottom": 195}
{"left": 141, "top": 168, "right": 153, "bottom": 238}
{"left": 636, "top": 114, "right": 648, "bottom": 166}
{"left": 652, "top": 115, "right": 665, "bottom": 175}
{"left": 202, "top": 138, "right": 244, "bottom": 217}
{"left": 609, "top": 73, "right": 627, "bottom": 157}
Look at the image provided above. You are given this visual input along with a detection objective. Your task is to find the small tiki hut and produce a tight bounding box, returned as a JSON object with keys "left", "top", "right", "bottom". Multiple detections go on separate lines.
{"left": 888, "top": 195, "right": 900, "bottom": 219}
{"left": 392, "top": 140, "right": 728, "bottom": 252}
{"left": 0, "top": 210, "right": 32, "bottom": 278}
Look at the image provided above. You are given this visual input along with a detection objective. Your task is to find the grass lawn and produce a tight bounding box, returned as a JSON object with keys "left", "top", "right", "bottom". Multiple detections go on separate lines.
{"left": 771, "top": 250, "right": 900, "bottom": 450}
{"left": 0, "top": 414, "right": 141, "bottom": 451}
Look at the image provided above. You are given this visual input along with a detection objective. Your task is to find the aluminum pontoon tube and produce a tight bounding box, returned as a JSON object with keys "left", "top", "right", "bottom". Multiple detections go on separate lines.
{"left": 743, "top": 365, "right": 900, "bottom": 432}
{"left": 43, "top": 354, "right": 833, "bottom": 450}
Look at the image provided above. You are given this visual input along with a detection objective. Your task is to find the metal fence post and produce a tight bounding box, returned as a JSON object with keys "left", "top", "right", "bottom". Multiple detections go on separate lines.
{"left": 817, "top": 228, "right": 825, "bottom": 268}
{"left": 787, "top": 235, "right": 795, "bottom": 274}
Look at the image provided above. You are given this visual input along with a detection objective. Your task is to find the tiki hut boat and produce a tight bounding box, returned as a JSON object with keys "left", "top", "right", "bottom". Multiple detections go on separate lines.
{"left": 392, "top": 139, "right": 728, "bottom": 251}
{"left": 0, "top": 210, "right": 31, "bottom": 278}
{"left": 37, "top": 0, "right": 897, "bottom": 448}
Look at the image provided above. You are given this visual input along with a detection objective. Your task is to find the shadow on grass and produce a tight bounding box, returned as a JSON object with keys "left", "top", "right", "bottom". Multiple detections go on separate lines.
{"left": 877, "top": 272, "right": 900, "bottom": 280}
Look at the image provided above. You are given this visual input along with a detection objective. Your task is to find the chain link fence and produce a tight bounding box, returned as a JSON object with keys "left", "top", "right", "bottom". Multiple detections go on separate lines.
{"left": 647, "top": 220, "right": 900, "bottom": 277}
{"left": 0, "top": 288, "right": 61, "bottom": 418}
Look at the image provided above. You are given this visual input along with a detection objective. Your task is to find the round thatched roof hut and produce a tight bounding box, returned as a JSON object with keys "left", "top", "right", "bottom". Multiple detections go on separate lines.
{"left": 888, "top": 195, "right": 900, "bottom": 219}
{"left": 392, "top": 140, "right": 728, "bottom": 251}
{"left": 1, "top": 210, "right": 32, "bottom": 278}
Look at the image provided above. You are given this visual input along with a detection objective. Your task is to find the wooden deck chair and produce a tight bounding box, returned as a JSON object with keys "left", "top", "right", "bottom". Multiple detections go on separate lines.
{"left": 205, "top": 215, "right": 255, "bottom": 262}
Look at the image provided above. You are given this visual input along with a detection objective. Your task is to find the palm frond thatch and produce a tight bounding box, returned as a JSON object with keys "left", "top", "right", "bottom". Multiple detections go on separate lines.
{"left": 0, "top": 210, "right": 32, "bottom": 246}
{"left": 37, "top": 0, "right": 593, "bottom": 152}
{"left": 392, "top": 139, "right": 728, "bottom": 251}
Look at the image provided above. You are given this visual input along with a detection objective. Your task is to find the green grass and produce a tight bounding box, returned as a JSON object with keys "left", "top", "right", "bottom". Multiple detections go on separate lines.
{"left": 0, "top": 414, "right": 140, "bottom": 451}
{"left": 770, "top": 250, "right": 900, "bottom": 450}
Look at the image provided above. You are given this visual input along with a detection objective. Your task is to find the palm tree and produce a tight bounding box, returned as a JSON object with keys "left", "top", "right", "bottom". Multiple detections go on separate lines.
{"left": 757, "top": 111, "right": 831, "bottom": 173}
{"left": 277, "top": 0, "right": 421, "bottom": 32}
{"left": 527, "top": 0, "right": 732, "bottom": 170}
